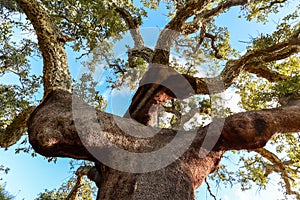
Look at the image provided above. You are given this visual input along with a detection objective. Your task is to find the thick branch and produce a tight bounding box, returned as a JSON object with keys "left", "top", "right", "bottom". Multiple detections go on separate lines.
{"left": 222, "top": 38, "right": 298, "bottom": 85}
{"left": 27, "top": 90, "right": 300, "bottom": 193}
{"left": 27, "top": 90, "right": 300, "bottom": 191}
{"left": 188, "top": 36, "right": 300, "bottom": 94}
{"left": 28, "top": 90, "right": 300, "bottom": 164}
{"left": 0, "top": 106, "right": 36, "bottom": 149}
{"left": 114, "top": 6, "right": 144, "bottom": 48}
{"left": 166, "top": 0, "right": 211, "bottom": 32}
{"left": 127, "top": 23, "right": 299, "bottom": 125}
{"left": 128, "top": 47, "right": 154, "bottom": 63}
{"left": 244, "top": 64, "right": 290, "bottom": 81}
{"left": 150, "top": 0, "right": 214, "bottom": 64}
{"left": 126, "top": 0, "right": 248, "bottom": 124}
{"left": 216, "top": 99, "right": 300, "bottom": 150}
{"left": 124, "top": 65, "right": 195, "bottom": 125}
{"left": 14, "top": 0, "right": 72, "bottom": 95}
{"left": 127, "top": 47, "right": 154, "bottom": 69}
{"left": 127, "top": 34, "right": 299, "bottom": 125}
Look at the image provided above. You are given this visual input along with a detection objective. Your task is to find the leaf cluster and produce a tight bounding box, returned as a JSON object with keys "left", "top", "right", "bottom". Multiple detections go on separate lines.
{"left": 41, "top": 0, "right": 147, "bottom": 52}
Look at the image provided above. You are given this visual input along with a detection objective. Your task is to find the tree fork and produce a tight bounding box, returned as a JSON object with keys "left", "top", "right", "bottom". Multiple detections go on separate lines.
{"left": 28, "top": 90, "right": 225, "bottom": 200}
{"left": 28, "top": 90, "right": 300, "bottom": 199}
{"left": 13, "top": 0, "right": 300, "bottom": 199}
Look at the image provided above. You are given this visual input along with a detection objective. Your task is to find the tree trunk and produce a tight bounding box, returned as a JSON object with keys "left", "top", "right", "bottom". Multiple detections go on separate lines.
{"left": 28, "top": 90, "right": 300, "bottom": 199}
{"left": 14, "top": 1, "right": 300, "bottom": 199}
{"left": 28, "top": 90, "right": 226, "bottom": 200}
{"left": 96, "top": 163, "right": 195, "bottom": 200}
{"left": 94, "top": 149, "right": 223, "bottom": 200}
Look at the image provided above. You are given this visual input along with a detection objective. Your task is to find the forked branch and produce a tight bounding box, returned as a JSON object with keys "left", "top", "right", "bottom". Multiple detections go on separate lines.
{"left": 254, "top": 148, "right": 300, "bottom": 198}
{"left": 182, "top": 0, "right": 248, "bottom": 34}
{"left": 28, "top": 90, "right": 300, "bottom": 160}
{"left": 114, "top": 5, "right": 144, "bottom": 48}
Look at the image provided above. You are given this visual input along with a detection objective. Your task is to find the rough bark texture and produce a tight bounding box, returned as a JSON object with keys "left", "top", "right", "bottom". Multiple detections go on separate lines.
{"left": 32, "top": 90, "right": 300, "bottom": 151}
{"left": 96, "top": 163, "right": 195, "bottom": 200}
{"left": 126, "top": 5, "right": 300, "bottom": 126}
{"left": 15, "top": 0, "right": 72, "bottom": 94}
{"left": 28, "top": 90, "right": 300, "bottom": 199}
{"left": 12, "top": 0, "right": 300, "bottom": 199}
{"left": 29, "top": 90, "right": 226, "bottom": 199}
{"left": 0, "top": 106, "right": 35, "bottom": 148}
{"left": 96, "top": 150, "right": 223, "bottom": 200}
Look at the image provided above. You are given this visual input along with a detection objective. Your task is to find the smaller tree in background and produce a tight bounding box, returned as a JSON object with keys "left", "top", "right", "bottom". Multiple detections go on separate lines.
{"left": 0, "top": 184, "right": 13, "bottom": 200}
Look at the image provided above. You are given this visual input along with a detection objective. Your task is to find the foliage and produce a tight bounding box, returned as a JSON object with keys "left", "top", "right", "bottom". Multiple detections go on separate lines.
{"left": 35, "top": 176, "right": 96, "bottom": 200}
{"left": 0, "top": 184, "right": 13, "bottom": 200}
{"left": 0, "top": 0, "right": 300, "bottom": 199}
{"left": 40, "top": 0, "right": 147, "bottom": 52}
{"left": 0, "top": 165, "right": 9, "bottom": 182}
{"left": 241, "top": 0, "right": 293, "bottom": 22}
{"left": 0, "top": 7, "right": 41, "bottom": 131}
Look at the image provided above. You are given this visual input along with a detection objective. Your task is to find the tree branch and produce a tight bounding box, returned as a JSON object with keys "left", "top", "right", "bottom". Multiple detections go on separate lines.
{"left": 244, "top": 64, "right": 290, "bottom": 81}
{"left": 201, "top": 0, "right": 248, "bottom": 19}
{"left": 66, "top": 166, "right": 95, "bottom": 200}
{"left": 127, "top": 14, "right": 299, "bottom": 125}
{"left": 127, "top": 47, "right": 154, "bottom": 66}
{"left": 204, "top": 178, "right": 217, "bottom": 200}
{"left": 28, "top": 90, "right": 300, "bottom": 162}
{"left": 126, "top": 0, "right": 249, "bottom": 125}
{"left": 257, "top": 0, "right": 288, "bottom": 11}
{"left": 254, "top": 148, "right": 300, "bottom": 198}
{"left": 27, "top": 90, "right": 300, "bottom": 189}
{"left": 193, "top": 23, "right": 207, "bottom": 53}
{"left": 114, "top": 6, "right": 144, "bottom": 48}
{"left": 182, "top": 0, "right": 248, "bottom": 34}
{"left": 113, "top": 5, "right": 156, "bottom": 68}
{"left": 14, "top": 0, "right": 72, "bottom": 95}
{"left": 204, "top": 33, "right": 223, "bottom": 59}
{"left": 0, "top": 106, "right": 36, "bottom": 149}
{"left": 166, "top": 0, "right": 212, "bottom": 32}
{"left": 142, "top": 35, "right": 299, "bottom": 102}
{"left": 190, "top": 23, "right": 223, "bottom": 59}
{"left": 187, "top": 35, "right": 300, "bottom": 95}
{"left": 66, "top": 175, "right": 84, "bottom": 200}
{"left": 150, "top": 0, "right": 214, "bottom": 64}
{"left": 125, "top": 35, "right": 299, "bottom": 124}
{"left": 216, "top": 99, "right": 300, "bottom": 150}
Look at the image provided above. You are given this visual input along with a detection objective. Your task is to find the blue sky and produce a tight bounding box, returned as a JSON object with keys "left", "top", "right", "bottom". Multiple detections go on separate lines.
{"left": 0, "top": 1, "right": 299, "bottom": 199}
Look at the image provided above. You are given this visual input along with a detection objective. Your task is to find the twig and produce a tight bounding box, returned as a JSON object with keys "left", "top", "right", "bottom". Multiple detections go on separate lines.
{"left": 205, "top": 178, "right": 217, "bottom": 200}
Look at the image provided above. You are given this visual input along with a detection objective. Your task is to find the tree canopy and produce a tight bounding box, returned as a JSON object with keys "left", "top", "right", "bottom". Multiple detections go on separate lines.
{"left": 0, "top": 0, "right": 300, "bottom": 199}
